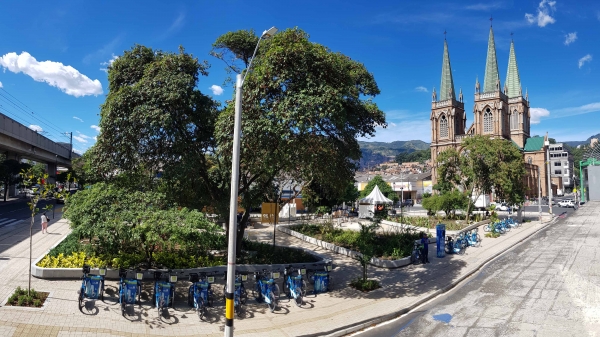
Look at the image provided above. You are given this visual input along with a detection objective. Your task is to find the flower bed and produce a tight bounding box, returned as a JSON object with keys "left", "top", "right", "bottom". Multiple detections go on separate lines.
{"left": 37, "top": 232, "right": 318, "bottom": 269}
{"left": 292, "top": 223, "right": 422, "bottom": 260}
{"left": 5, "top": 287, "right": 49, "bottom": 308}
{"left": 386, "top": 215, "right": 479, "bottom": 231}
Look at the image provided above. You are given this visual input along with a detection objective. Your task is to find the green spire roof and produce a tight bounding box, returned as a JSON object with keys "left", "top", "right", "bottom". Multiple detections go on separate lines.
{"left": 440, "top": 39, "right": 455, "bottom": 101}
{"left": 505, "top": 40, "right": 522, "bottom": 98}
{"left": 483, "top": 27, "right": 500, "bottom": 93}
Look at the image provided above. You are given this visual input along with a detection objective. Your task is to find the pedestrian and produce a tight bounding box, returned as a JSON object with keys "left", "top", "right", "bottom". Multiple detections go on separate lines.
{"left": 421, "top": 232, "right": 430, "bottom": 263}
{"left": 41, "top": 212, "right": 49, "bottom": 234}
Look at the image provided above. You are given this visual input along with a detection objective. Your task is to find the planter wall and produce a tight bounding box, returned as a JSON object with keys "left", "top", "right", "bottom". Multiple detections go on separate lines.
{"left": 32, "top": 233, "right": 331, "bottom": 280}
{"left": 277, "top": 225, "right": 435, "bottom": 269}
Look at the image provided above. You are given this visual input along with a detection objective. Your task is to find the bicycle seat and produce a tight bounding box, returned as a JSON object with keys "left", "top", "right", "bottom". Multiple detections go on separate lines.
{"left": 82, "top": 265, "right": 91, "bottom": 274}
{"left": 153, "top": 271, "right": 163, "bottom": 280}
{"left": 118, "top": 269, "right": 128, "bottom": 279}
{"left": 189, "top": 273, "right": 199, "bottom": 283}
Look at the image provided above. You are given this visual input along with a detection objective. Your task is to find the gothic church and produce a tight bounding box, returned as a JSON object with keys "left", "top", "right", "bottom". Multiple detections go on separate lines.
{"left": 430, "top": 26, "right": 554, "bottom": 198}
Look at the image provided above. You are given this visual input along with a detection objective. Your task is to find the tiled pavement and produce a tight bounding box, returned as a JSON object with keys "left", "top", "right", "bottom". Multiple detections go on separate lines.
{"left": 0, "top": 211, "right": 556, "bottom": 336}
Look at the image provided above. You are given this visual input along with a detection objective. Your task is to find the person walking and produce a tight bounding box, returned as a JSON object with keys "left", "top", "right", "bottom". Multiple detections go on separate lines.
{"left": 421, "top": 232, "right": 430, "bottom": 263}
{"left": 41, "top": 212, "right": 49, "bottom": 234}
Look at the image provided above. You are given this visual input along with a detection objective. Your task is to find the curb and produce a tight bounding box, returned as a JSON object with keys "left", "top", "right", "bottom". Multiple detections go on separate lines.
{"left": 323, "top": 217, "right": 558, "bottom": 337}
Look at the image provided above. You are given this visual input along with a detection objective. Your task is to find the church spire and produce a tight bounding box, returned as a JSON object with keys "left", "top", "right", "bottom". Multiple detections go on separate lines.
{"left": 483, "top": 26, "right": 500, "bottom": 93}
{"left": 505, "top": 39, "right": 522, "bottom": 98}
{"left": 440, "top": 39, "right": 456, "bottom": 101}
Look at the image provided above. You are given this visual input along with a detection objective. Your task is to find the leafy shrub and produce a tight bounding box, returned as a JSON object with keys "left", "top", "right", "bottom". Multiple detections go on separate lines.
{"left": 48, "top": 233, "right": 92, "bottom": 257}
{"left": 33, "top": 299, "right": 42, "bottom": 307}
{"left": 6, "top": 287, "right": 47, "bottom": 307}
{"left": 36, "top": 252, "right": 106, "bottom": 268}
{"left": 349, "top": 278, "right": 380, "bottom": 292}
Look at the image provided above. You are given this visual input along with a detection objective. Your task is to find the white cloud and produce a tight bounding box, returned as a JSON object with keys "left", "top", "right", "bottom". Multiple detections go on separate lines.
{"left": 530, "top": 108, "right": 550, "bottom": 124}
{"left": 76, "top": 131, "right": 92, "bottom": 139}
{"left": 209, "top": 85, "right": 224, "bottom": 95}
{"left": 0, "top": 52, "right": 103, "bottom": 97}
{"left": 158, "top": 13, "right": 185, "bottom": 41}
{"left": 564, "top": 32, "right": 577, "bottom": 45}
{"left": 91, "top": 125, "right": 101, "bottom": 132}
{"left": 579, "top": 54, "right": 592, "bottom": 68}
{"left": 0, "top": 81, "right": 2, "bottom": 88}
{"left": 415, "top": 86, "right": 428, "bottom": 93}
{"left": 29, "top": 125, "right": 43, "bottom": 132}
{"left": 73, "top": 116, "right": 84, "bottom": 122}
{"left": 100, "top": 54, "right": 119, "bottom": 72}
{"left": 548, "top": 102, "right": 600, "bottom": 120}
{"left": 93, "top": 136, "right": 97, "bottom": 141}
{"left": 73, "top": 148, "right": 83, "bottom": 155}
{"left": 361, "top": 110, "right": 431, "bottom": 142}
{"left": 73, "top": 135, "right": 88, "bottom": 143}
{"left": 525, "top": 0, "right": 556, "bottom": 27}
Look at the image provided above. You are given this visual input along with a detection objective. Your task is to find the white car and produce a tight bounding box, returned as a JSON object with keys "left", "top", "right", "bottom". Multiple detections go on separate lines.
{"left": 558, "top": 200, "right": 575, "bottom": 208}
{"left": 497, "top": 203, "right": 510, "bottom": 211}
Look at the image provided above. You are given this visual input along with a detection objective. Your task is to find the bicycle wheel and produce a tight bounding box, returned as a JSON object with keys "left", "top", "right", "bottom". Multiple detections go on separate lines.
{"left": 301, "top": 280, "right": 308, "bottom": 297}
{"left": 198, "top": 297, "right": 206, "bottom": 320}
{"left": 188, "top": 287, "right": 194, "bottom": 307}
{"left": 78, "top": 289, "right": 84, "bottom": 311}
{"left": 294, "top": 287, "right": 303, "bottom": 307}
{"left": 410, "top": 250, "right": 419, "bottom": 264}
{"left": 120, "top": 293, "right": 126, "bottom": 317}
{"left": 483, "top": 224, "right": 490, "bottom": 232}
{"left": 327, "top": 275, "right": 334, "bottom": 292}
{"left": 240, "top": 287, "right": 248, "bottom": 305}
{"left": 504, "top": 224, "right": 511, "bottom": 232}
{"left": 267, "top": 292, "right": 277, "bottom": 312}
{"left": 272, "top": 284, "right": 280, "bottom": 299}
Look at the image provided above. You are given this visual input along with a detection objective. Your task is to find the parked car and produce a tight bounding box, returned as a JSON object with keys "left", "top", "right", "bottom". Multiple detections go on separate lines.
{"left": 401, "top": 199, "right": 413, "bottom": 207}
{"left": 497, "top": 203, "right": 511, "bottom": 211}
{"left": 558, "top": 200, "right": 575, "bottom": 208}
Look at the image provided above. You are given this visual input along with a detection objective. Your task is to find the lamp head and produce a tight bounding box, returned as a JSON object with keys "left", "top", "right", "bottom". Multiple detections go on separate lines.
{"left": 262, "top": 26, "right": 278, "bottom": 39}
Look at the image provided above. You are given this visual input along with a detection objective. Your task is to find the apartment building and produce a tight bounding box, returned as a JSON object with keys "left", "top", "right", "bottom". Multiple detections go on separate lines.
{"left": 549, "top": 143, "right": 574, "bottom": 194}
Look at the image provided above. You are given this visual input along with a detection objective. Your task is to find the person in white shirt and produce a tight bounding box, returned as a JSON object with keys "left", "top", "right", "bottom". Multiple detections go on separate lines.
{"left": 41, "top": 212, "right": 49, "bottom": 234}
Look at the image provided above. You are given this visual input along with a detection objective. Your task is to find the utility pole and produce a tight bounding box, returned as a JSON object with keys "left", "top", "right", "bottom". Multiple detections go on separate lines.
{"left": 537, "top": 166, "right": 542, "bottom": 221}
{"left": 545, "top": 136, "right": 553, "bottom": 215}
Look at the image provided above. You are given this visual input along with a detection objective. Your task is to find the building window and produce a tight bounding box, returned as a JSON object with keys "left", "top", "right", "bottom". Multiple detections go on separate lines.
{"left": 527, "top": 157, "right": 532, "bottom": 164}
{"left": 554, "top": 162, "right": 561, "bottom": 166}
{"left": 510, "top": 111, "right": 518, "bottom": 130}
{"left": 562, "top": 153, "right": 568, "bottom": 157}
{"left": 554, "top": 169, "right": 562, "bottom": 175}
{"left": 439, "top": 115, "right": 448, "bottom": 138}
{"left": 483, "top": 109, "right": 492, "bottom": 133}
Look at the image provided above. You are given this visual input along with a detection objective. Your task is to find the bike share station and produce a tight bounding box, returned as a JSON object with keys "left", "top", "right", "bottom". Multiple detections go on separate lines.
{"left": 68, "top": 257, "right": 334, "bottom": 320}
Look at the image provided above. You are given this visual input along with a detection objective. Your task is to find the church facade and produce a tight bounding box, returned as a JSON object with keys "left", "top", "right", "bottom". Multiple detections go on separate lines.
{"left": 429, "top": 26, "right": 555, "bottom": 199}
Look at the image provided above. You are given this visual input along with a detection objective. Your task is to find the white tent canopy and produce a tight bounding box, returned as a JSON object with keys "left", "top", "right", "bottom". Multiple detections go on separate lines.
{"left": 359, "top": 185, "right": 393, "bottom": 204}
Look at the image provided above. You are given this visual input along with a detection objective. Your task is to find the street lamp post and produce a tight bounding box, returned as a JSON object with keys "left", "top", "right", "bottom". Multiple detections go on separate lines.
{"left": 545, "top": 139, "right": 553, "bottom": 215}
{"left": 224, "top": 26, "right": 277, "bottom": 337}
{"left": 537, "top": 166, "right": 542, "bottom": 221}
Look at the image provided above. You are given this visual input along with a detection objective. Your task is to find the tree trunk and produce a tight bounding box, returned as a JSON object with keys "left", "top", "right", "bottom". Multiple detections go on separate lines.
{"left": 235, "top": 211, "right": 251, "bottom": 255}
{"left": 28, "top": 215, "right": 33, "bottom": 296}
{"left": 3, "top": 182, "right": 7, "bottom": 202}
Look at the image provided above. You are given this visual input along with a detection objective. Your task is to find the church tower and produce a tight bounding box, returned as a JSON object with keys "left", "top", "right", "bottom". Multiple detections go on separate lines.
{"left": 473, "top": 26, "right": 509, "bottom": 139}
{"left": 430, "top": 37, "right": 465, "bottom": 181}
{"left": 505, "top": 39, "right": 530, "bottom": 148}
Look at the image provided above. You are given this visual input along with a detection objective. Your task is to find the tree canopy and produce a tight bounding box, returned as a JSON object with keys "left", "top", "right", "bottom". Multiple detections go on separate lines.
{"left": 435, "top": 135, "right": 525, "bottom": 218}
{"left": 359, "top": 175, "right": 398, "bottom": 202}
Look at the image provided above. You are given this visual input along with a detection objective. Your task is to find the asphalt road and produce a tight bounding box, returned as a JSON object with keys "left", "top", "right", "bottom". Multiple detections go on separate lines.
{"left": 0, "top": 198, "right": 64, "bottom": 229}
{"left": 357, "top": 203, "right": 595, "bottom": 337}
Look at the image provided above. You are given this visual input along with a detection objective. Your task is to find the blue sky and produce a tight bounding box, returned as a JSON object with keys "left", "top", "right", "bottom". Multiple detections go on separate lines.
{"left": 0, "top": 0, "right": 599, "bottom": 153}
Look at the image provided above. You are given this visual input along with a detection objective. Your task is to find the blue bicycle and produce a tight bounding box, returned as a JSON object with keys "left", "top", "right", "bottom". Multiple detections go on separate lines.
{"left": 78, "top": 265, "right": 106, "bottom": 312}
{"left": 254, "top": 269, "right": 281, "bottom": 312}
{"left": 188, "top": 272, "right": 216, "bottom": 320}
{"left": 222, "top": 271, "right": 248, "bottom": 317}
{"left": 452, "top": 233, "right": 467, "bottom": 254}
{"left": 283, "top": 265, "right": 307, "bottom": 307}
{"left": 118, "top": 269, "right": 143, "bottom": 317}
{"left": 152, "top": 270, "right": 177, "bottom": 318}
{"left": 465, "top": 229, "right": 481, "bottom": 247}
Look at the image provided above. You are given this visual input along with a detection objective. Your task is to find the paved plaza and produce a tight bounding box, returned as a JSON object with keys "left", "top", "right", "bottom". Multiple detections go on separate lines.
{"left": 0, "top": 203, "right": 587, "bottom": 336}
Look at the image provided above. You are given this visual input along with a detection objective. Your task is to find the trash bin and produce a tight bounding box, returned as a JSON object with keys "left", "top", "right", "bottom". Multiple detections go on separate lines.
{"left": 436, "top": 224, "right": 446, "bottom": 258}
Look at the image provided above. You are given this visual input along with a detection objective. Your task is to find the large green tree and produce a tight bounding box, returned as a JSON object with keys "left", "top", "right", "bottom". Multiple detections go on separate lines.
{"left": 92, "top": 45, "right": 218, "bottom": 201}
{"left": 211, "top": 28, "right": 386, "bottom": 251}
{"left": 436, "top": 135, "right": 525, "bottom": 220}
{"left": 0, "top": 155, "right": 25, "bottom": 201}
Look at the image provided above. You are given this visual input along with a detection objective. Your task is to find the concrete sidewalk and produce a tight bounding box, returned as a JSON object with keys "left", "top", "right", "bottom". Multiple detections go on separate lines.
{"left": 0, "top": 211, "right": 557, "bottom": 336}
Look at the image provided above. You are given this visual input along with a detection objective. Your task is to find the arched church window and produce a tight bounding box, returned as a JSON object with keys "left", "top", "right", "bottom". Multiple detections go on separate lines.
{"left": 439, "top": 115, "right": 448, "bottom": 138}
{"left": 511, "top": 110, "right": 519, "bottom": 130}
{"left": 483, "top": 108, "right": 492, "bottom": 133}
{"left": 527, "top": 157, "right": 532, "bottom": 164}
